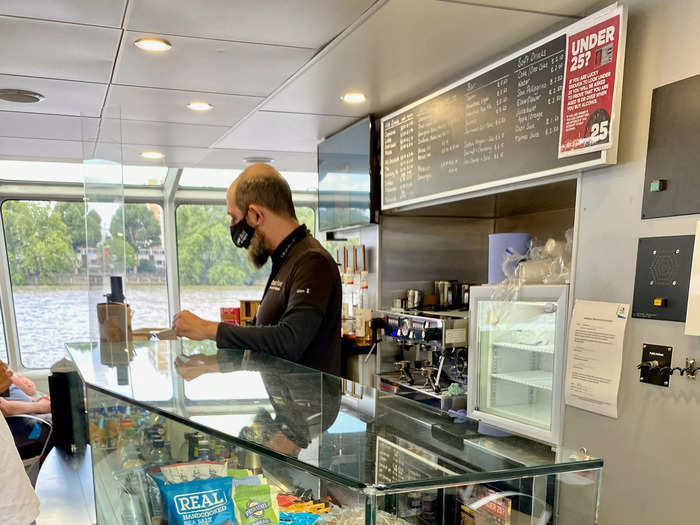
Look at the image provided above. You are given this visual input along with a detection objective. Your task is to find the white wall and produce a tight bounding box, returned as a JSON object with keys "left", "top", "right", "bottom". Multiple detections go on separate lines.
{"left": 565, "top": 1, "right": 700, "bottom": 523}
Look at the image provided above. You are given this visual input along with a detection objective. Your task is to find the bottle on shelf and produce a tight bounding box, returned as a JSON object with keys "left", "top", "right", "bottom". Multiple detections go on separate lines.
{"left": 197, "top": 438, "right": 211, "bottom": 461}
{"left": 355, "top": 245, "right": 373, "bottom": 346}
{"left": 352, "top": 246, "right": 362, "bottom": 309}
{"left": 340, "top": 246, "right": 354, "bottom": 336}
{"left": 360, "top": 272, "right": 369, "bottom": 309}
{"left": 150, "top": 438, "right": 171, "bottom": 466}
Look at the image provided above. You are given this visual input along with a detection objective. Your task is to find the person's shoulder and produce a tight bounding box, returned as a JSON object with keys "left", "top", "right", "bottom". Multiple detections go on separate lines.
{"left": 292, "top": 239, "right": 340, "bottom": 277}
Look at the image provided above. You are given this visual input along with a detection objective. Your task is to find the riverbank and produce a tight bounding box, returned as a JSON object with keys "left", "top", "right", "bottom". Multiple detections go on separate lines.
{"left": 2, "top": 285, "right": 265, "bottom": 369}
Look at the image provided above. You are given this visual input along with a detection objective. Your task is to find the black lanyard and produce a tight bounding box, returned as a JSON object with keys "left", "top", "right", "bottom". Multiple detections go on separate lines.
{"left": 260, "top": 226, "right": 308, "bottom": 301}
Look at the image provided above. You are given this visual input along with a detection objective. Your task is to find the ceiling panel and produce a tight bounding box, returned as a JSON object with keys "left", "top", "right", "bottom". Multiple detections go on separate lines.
{"left": 96, "top": 119, "right": 230, "bottom": 148}
{"left": 437, "top": 0, "right": 603, "bottom": 17}
{"left": 91, "top": 143, "right": 210, "bottom": 167}
{"left": 0, "top": 111, "right": 99, "bottom": 141}
{"left": 0, "top": 137, "right": 84, "bottom": 162}
{"left": 0, "top": 75, "right": 107, "bottom": 117}
{"left": 114, "top": 32, "right": 316, "bottom": 96}
{"left": 0, "top": 16, "right": 121, "bottom": 83}
{"left": 197, "top": 149, "right": 317, "bottom": 172}
{"left": 104, "top": 85, "right": 264, "bottom": 126}
{"left": 263, "top": 0, "right": 569, "bottom": 117}
{"left": 214, "top": 112, "right": 357, "bottom": 152}
{"left": 0, "top": 0, "right": 127, "bottom": 27}
{"left": 125, "top": 0, "right": 377, "bottom": 49}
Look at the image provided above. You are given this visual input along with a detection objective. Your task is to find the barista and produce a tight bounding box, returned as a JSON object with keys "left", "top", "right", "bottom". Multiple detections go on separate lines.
{"left": 173, "top": 164, "right": 343, "bottom": 375}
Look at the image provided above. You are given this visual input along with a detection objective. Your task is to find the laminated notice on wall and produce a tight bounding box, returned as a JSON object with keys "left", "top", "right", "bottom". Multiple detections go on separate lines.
{"left": 565, "top": 300, "right": 629, "bottom": 418}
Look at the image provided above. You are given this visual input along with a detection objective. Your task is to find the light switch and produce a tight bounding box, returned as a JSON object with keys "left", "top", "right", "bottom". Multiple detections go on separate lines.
{"left": 649, "top": 179, "right": 667, "bottom": 192}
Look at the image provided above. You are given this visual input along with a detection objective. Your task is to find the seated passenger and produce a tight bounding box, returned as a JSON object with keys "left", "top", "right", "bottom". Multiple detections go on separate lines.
{"left": 0, "top": 360, "right": 51, "bottom": 420}
{"left": 0, "top": 360, "right": 52, "bottom": 463}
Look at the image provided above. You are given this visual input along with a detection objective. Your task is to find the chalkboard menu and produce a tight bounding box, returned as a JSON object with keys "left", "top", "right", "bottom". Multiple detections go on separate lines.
{"left": 382, "top": 35, "right": 605, "bottom": 209}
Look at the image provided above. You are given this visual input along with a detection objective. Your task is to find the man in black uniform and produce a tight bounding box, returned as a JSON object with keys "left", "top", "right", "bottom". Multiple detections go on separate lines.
{"left": 173, "top": 163, "right": 343, "bottom": 375}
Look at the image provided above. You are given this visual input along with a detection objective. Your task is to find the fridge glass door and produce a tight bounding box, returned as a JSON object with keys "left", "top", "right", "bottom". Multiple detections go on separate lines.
{"left": 476, "top": 299, "right": 558, "bottom": 431}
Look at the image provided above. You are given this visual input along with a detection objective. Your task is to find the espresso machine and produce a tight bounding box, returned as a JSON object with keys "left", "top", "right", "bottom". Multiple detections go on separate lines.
{"left": 376, "top": 310, "right": 468, "bottom": 410}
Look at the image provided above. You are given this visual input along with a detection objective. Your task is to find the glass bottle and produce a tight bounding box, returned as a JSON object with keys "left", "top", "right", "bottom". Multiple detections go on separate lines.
{"left": 150, "top": 438, "right": 171, "bottom": 466}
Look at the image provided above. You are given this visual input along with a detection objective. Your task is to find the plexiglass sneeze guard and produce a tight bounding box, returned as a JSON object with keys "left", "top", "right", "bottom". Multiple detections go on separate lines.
{"left": 67, "top": 340, "right": 601, "bottom": 525}
{"left": 83, "top": 111, "right": 128, "bottom": 352}
{"left": 468, "top": 285, "right": 569, "bottom": 445}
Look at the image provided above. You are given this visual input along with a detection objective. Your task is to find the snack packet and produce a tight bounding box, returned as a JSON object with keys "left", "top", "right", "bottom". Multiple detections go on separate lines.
{"left": 231, "top": 475, "right": 263, "bottom": 487}
{"left": 229, "top": 468, "right": 253, "bottom": 479}
{"left": 162, "top": 461, "right": 228, "bottom": 484}
{"left": 161, "top": 476, "right": 236, "bottom": 525}
{"left": 234, "top": 484, "right": 279, "bottom": 525}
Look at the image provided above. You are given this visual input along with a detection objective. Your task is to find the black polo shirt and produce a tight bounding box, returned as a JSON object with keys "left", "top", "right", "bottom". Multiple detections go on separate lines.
{"left": 216, "top": 226, "right": 342, "bottom": 376}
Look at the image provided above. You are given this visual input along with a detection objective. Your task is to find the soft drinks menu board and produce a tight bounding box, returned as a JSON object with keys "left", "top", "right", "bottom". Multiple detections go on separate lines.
{"left": 381, "top": 5, "right": 625, "bottom": 210}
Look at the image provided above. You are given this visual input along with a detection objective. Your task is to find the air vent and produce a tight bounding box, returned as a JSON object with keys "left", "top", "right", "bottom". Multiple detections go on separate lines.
{"left": 0, "top": 89, "right": 45, "bottom": 103}
{"left": 244, "top": 157, "right": 274, "bottom": 164}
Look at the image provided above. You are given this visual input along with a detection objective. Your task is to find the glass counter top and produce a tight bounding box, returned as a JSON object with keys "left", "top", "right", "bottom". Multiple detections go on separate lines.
{"left": 66, "top": 341, "right": 602, "bottom": 492}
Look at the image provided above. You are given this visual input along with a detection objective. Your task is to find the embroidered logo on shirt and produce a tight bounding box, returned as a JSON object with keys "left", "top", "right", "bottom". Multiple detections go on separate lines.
{"left": 269, "top": 280, "right": 283, "bottom": 291}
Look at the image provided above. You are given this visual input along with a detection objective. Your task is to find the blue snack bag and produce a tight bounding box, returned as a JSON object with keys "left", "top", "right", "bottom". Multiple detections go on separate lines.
{"left": 161, "top": 476, "right": 236, "bottom": 525}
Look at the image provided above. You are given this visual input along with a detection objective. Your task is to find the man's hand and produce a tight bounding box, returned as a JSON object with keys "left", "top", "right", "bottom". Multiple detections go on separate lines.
{"left": 172, "top": 310, "right": 219, "bottom": 341}
{"left": 174, "top": 354, "right": 219, "bottom": 381}
{"left": 34, "top": 397, "right": 51, "bottom": 414}
{"left": 0, "top": 396, "right": 50, "bottom": 416}
{"left": 0, "top": 397, "right": 11, "bottom": 416}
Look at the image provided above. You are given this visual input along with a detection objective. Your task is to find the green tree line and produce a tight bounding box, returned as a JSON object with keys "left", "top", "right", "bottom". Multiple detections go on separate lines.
{"left": 3, "top": 201, "right": 100, "bottom": 285}
{"left": 2, "top": 200, "right": 315, "bottom": 287}
{"left": 176, "top": 204, "right": 315, "bottom": 286}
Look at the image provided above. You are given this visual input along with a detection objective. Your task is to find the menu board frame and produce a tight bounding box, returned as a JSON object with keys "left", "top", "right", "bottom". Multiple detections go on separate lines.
{"left": 380, "top": 3, "right": 627, "bottom": 211}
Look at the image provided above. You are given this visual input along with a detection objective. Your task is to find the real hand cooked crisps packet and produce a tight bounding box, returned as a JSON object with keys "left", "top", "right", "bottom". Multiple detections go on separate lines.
{"left": 234, "top": 484, "right": 279, "bottom": 525}
{"left": 161, "top": 476, "right": 236, "bottom": 525}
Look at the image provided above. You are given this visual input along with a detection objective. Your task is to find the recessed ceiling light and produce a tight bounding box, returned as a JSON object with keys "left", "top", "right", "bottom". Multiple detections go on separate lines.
{"left": 187, "top": 101, "right": 214, "bottom": 112}
{"left": 244, "top": 156, "right": 274, "bottom": 164}
{"left": 134, "top": 37, "right": 172, "bottom": 53}
{"left": 341, "top": 92, "right": 366, "bottom": 104}
{"left": 141, "top": 150, "right": 165, "bottom": 160}
{"left": 0, "top": 89, "right": 45, "bottom": 103}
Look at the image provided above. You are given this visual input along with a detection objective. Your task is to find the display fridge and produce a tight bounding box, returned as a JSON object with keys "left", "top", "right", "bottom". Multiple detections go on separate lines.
{"left": 468, "top": 284, "right": 569, "bottom": 445}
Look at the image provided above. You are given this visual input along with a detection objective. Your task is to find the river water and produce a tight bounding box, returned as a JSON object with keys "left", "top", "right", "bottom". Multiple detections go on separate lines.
{"left": 0, "top": 285, "right": 263, "bottom": 369}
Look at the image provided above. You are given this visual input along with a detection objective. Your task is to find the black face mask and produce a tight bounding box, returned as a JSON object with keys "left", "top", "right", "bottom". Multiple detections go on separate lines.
{"left": 230, "top": 218, "right": 256, "bottom": 249}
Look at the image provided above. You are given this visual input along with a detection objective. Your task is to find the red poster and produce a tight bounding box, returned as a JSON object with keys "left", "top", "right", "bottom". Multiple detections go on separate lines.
{"left": 559, "top": 14, "right": 621, "bottom": 157}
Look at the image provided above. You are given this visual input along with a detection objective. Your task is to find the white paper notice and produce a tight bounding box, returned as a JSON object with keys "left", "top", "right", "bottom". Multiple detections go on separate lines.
{"left": 684, "top": 221, "right": 700, "bottom": 336}
{"left": 565, "top": 300, "right": 629, "bottom": 418}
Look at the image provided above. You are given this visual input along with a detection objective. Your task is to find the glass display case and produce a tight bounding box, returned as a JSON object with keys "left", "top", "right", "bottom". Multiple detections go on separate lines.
{"left": 468, "top": 285, "right": 569, "bottom": 445}
{"left": 66, "top": 339, "right": 601, "bottom": 525}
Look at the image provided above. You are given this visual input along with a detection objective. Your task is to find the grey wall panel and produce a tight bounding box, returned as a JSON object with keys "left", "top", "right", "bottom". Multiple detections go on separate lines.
{"left": 494, "top": 208, "right": 575, "bottom": 242}
{"left": 379, "top": 216, "right": 492, "bottom": 307}
{"left": 642, "top": 73, "right": 700, "bottom": 219}
{"left": 563, "top": 1, "right": 700, "bottom": 523}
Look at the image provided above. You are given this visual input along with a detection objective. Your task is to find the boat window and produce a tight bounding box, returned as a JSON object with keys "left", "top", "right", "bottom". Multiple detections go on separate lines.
{"left": 0, "top": 161, "right": 166, "bottom": 187}
{"left": 179, "top": 168, "right": 318, "bottom": 192}
{"left": 0, "top": 200, "right": 169, "bottom": 368}
{"left": 175, "top": 204, "right": 315, "bottom": 321}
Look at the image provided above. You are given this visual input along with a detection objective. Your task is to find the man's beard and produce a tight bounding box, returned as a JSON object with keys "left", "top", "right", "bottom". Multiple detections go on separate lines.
{"left": 247, "top": 229, "right": 269, "bottom": 268}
